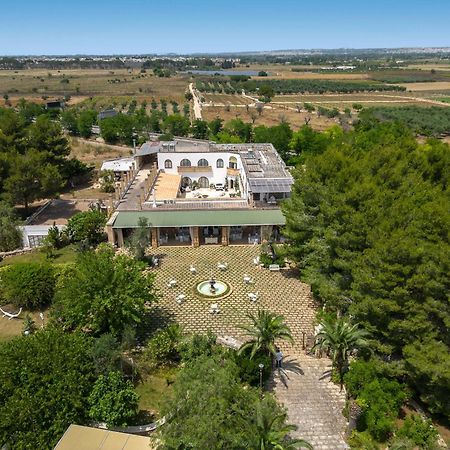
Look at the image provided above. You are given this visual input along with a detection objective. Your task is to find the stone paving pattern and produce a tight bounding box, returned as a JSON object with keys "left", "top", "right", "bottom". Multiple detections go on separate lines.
{"left": 145, "top": 245, "right": 348, "bottom": 449}
{"left": 270, "top": 355, "right": 348, "bottom": 449}
{"left": 145, "top": 245, "right": 317, "bottom": 346}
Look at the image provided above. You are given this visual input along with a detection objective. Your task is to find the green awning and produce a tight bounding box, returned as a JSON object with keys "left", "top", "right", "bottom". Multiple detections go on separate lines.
{"left": 112, "top": 209, "right": 285, "bottom": 228}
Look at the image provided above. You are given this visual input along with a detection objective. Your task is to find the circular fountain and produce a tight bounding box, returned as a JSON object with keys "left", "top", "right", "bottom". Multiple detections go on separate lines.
{"left": 196, "top": 277, "right": 231, "bottom": 299}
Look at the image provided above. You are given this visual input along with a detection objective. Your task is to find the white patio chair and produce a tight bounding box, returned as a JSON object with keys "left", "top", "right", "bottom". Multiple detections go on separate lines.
{"left": 189, "top": 265, "right": 197, "bottom": 274}
{"left": 243, "top": 274, "right": 253, "bottom": 284}
{"left": 217, "top": 262, "right": 228, "bottom": 271}
{"left": 176, "top": 294, "right": 186, "bottom": 304}
{"left": 167, "top": 278, "right": 177, "bottom": 288}
{"left": 248, "top": 292, "right": 259, "bottom": 302}
{"left": 209, "top": 303, "right": 220, "bottom": 314}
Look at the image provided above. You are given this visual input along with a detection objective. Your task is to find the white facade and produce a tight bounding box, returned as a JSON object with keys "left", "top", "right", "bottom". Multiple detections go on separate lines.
{"left": 157, "top": 151, "right": 246, "bottom": 192}
{"left": 20, "top": 225, "right": 65, "bottom": 248}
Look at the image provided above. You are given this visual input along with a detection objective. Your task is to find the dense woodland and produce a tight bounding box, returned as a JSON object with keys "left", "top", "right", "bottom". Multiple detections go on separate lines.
{"left": 0, "top": 103, "right": 89, "bottom": 211}
{"left": 283, "top": 122, "right": 450, "bottom": 430}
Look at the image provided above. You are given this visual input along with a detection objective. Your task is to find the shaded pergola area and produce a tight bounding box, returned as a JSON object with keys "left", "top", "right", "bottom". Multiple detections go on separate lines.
{"left": 107, "top": 210, "right": 286, "bottom": 248}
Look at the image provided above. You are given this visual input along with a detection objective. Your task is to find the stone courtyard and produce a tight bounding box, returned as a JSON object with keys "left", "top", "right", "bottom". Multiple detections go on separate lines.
{"left": 145, "top": 245, "right": 317, "bottom": 348}
{"left": 145, "top": 245, "right": 348, "bottom": 449}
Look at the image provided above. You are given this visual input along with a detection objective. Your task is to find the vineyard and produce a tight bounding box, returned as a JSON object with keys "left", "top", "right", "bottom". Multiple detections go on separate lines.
{"left": 195, "top": 78, "right": 407, "bottom": 94}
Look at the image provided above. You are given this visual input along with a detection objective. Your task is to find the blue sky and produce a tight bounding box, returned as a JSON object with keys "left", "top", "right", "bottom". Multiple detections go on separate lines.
{"left": 1, "top": 0, "right": 449, "bottom": 55}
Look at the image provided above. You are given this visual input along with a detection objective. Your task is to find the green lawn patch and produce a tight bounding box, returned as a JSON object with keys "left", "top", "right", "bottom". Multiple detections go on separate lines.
{"left": 135, "top": 366, "right": 178, "bottom": 419}
{"left": 0, "top": 245, "right": 78, "bottom": 267}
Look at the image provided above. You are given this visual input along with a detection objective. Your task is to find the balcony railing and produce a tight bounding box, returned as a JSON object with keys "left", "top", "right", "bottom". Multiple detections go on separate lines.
{"left": 177, "top": 166, "right": 212, "bottom": 173}
{"left": 227, "top": 168, "right": 239, "bottom": 176}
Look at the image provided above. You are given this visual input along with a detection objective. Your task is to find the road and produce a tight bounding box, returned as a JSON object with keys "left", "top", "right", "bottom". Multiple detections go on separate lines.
{"left": 189, "top": 83, "right": 203, "bottom": 120}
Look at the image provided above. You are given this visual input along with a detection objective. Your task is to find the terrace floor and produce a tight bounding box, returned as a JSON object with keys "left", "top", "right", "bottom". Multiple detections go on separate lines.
{"left": 144, "top": 245, "right": 316, "bottom": 345}
{"left": 143, "top": 245, "right": 348, "bottom": 449}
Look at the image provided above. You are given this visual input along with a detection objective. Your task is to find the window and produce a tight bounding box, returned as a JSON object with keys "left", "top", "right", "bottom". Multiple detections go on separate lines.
{"left": 198, "top": 158, "right": 209, "bottom": 167}
{"left": 216, "top": 158, "right": 224, "bottom": 168}
{"left": 198, "top": 176, "right": 209, "bottom": 188}
{"left": 229, "top": 156, "right": 238, "bottom": 169}
{"left": 181, "top": 177, "right": 192, "bottom": 187}
{"left": 180, "top": 159, "right": 191, "bottom": 167}
{"left": 164, "top": 159, "right": 172, "bottom": 169}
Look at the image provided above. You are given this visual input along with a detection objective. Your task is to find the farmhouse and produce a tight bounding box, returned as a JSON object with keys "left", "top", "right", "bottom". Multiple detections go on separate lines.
{"left": 106, "top": 139, "right": 293, "bottom": 247}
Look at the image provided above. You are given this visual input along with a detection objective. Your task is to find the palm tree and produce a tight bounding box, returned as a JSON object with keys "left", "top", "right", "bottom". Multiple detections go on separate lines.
{"left": 239, "top": 309, "right": 294, "bottom": 359}
{"left": 312, "top": 317, "right": 370, "bottom": 389}
{"left": 255, "top": 397, "right": 313, "bottom": 450}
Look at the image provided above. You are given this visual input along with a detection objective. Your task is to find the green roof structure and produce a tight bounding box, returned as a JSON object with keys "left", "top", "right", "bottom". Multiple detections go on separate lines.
{"left": 111, "top": 209, "right": 285, "bottom": 228}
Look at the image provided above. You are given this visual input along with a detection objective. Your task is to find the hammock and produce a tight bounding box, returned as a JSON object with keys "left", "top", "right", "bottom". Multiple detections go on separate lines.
{"left": 0, "top": 306, "right": 23, "bottom": 320}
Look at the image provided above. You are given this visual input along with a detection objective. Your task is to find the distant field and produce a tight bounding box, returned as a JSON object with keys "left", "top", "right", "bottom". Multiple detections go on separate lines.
{"left": 0, "top": 68, "right": 189, "bottom": 104}
{"left": 202, "top": 104, "right": 337, "bottom": 131}
{"left": 202, "top": 93, "right": 253, "bottom": 105}
{"left": 400, "top": 81, "right": 450, "bottom": 91}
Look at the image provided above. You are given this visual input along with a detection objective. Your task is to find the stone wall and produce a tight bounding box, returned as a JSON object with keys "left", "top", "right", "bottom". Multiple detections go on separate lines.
{"left": 0, "top": 247, "right": 34, "bottom": 259}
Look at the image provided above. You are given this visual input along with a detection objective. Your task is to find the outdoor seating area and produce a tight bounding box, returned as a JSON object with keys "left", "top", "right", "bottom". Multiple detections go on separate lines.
{"left": 183, "top": 187, "right": 241, "bottom": 200}
{"left": 144, "top": 246, "right": 316, "bottom": 345}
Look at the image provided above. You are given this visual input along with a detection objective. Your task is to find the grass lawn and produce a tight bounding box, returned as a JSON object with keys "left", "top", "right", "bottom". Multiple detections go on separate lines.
{"left": 0, "top": 307, "right": 50, "bottom": 342}
{"left": 0, "top": 245, "right": 78, "bottom": 267}
{"left": 135, "top": 366, "right": 178, "bottom": 419}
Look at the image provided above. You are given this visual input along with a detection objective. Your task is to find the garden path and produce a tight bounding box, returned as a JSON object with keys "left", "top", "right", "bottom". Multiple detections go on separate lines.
{"left": 270, "top": 353, "right": 349, "bottom": 450}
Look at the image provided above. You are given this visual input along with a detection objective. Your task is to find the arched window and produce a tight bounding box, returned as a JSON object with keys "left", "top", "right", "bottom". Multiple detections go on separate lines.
{"left": 181, "top": 177, "right": 192, "bottom": 187}
{"left": 197, "top": 158, "right": 209, "bottom": 167}
{"left": 229, "top": 156, "right": 238, "bottom": 169}
{"left": 180, "top": 159, "right": 191, "bottom": 167}
{"left": 164, "top": 159, "right": 172, "bottom": 169}
{"left": 198, "top": 176, "right": 209, "bottom": 188}
{"left": 216, "top": 158, "right": 224, "bottom": 168}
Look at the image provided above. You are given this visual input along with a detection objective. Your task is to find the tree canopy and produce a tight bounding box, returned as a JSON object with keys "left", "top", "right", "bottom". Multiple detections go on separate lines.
{"left": 159, "top": 354, "right": 306, "bottom": 450}
{"left": 0, "top": 107, "right": 85, "bottom": 209}
{"left": 283, "top": 122, "right": 450, "bottom": 419}
{"left": 0, "top": 329, "right": 95, "bottom": 449}
{"left": 52, "top": 244, "right": 156, "bottom": 337}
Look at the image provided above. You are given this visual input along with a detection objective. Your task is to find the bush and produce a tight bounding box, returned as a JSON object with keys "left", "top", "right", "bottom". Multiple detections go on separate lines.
{"left": 143, "top": 324, "right": 182, "bottom": 369}
{"left": 395, "top": 414, "right": 439, "bottom": 449}
{"left": 178, "top": 331, "right": 217, "bottom": 363}
{"left": 344, "top": 359, "right": 408, "bottom": 442}
{"left": 0, "top": 263, "right": 56, "bottom": 309}
{"left": 358, "top": 379, "right": 408, "bottom": 441}
{"left": 348, "top": 430, "right": 379, "bottom": 449}
{"left": 65, "top": 210, "right": 107, "bottom": 245}
{"left": 88, "top": 371, "right": 138, "bottom": 427}
{"left": 233, "top": 347, "right": 272, "bottom": 386}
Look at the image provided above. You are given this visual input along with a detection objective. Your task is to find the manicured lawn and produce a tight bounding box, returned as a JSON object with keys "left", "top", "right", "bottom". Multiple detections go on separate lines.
{"left": 135, "top": 366, "right": 178, "bottom": 419}
{"left": 0, "top": 245, "right": 78, "bottom": 267}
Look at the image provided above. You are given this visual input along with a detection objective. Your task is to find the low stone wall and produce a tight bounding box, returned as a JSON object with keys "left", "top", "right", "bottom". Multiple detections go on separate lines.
{"left": 0, "top": 247, "right": 33, "bottom": 259}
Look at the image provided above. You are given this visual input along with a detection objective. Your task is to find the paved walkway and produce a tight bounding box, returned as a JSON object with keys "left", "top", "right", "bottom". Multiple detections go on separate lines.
{"left": 270, "top": 353, "right": 349, "bottom": 450}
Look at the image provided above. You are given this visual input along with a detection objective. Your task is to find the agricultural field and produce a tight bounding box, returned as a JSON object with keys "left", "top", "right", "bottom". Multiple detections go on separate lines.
{"left": 201, "top": 93, "right": 253, "bottom": 105}
{"left": 399, "top": 81, "right": 450, "bottom": 92}
{"left": 202, "top": 104, "right": 338, "bottom": 131}
{"left": 0, "top": 68, "right": 189, "bottom": 105}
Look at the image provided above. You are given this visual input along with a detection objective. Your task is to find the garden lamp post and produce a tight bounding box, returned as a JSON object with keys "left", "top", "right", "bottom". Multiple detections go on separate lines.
{"left": 259, "top": 363, "right": 264, "bottom": 396}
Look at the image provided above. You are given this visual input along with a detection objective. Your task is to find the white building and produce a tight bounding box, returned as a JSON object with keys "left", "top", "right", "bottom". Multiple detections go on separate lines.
{"left": 106, "top": 139, "right": 293, "bottom": 247}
